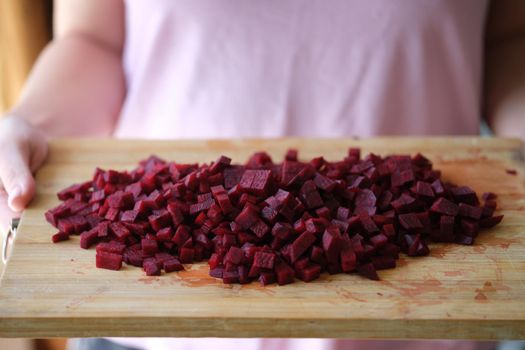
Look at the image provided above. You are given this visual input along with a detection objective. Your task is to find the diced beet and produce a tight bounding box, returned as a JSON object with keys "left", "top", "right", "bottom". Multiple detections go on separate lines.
{"left": 80, "top": 228, "right": 99, "bottom": 249}
{"left": 479, "top": 215, "right": 504, "bottom": 228}
{"left": 107, "top": 191, "right": 134, "bottom": 209}
{"left": 143, "top": 258, "right": 161, "bottom": 276}
{"left": 455, "top": 234, "right": 474, "bottom": 245}
{"left": 156, "top": 227, "right": 173, "bottom": 241}
{"left": 440, "top": 215, "right": 455, "bottom": 237}
{"left": 110, "top": 222, "right": 131, "bottom": 240}
{"left": 141, "top": 239, "right": 158, "bottom": 256}
{"left": 52, "top": 231, "right": 69, "bottom": 243}
{"left": 359, "top": 213, "right": 379, "bottom": 233}
{"left": 96, "top": 251, "right": 123, "bottom": 271}
{"left": 340, "top": 246, "right": 356, "bottom": 272}
{"left": 370, "top": 233, "right": 388, "bottom": 248}
{"left": 189, "top": 198, "right": 215, "bottom": 215}
{"left": 253, "top": 251, "right": 276, "bottom": 269}
{"left": 46, "top": 150, "right": 504, "bottom": 285}
{"left": 259, "top": 271, "right": 276, "bottom": 285}
{"left": 45, "top": 204, "right": 71, "bottom": 227}
{"left": 121, "top": 209, "right": 139, "bottom": 222}
{"left": 235, "top": 204, "right": 259, "bottom": 230}
{"left": 451, "top": 186, "right": 479, "bottom": 205}
{"left": 391, "top": 169, "right": 414, "bottom": 187}
{"left": 225, "top": 246, "right": 244, "bottom": 265}
{"left": 179, "top": 247, "right": 195, "bottom": 264}
{"left": 390, "top": 193, "right": 415, "bottom": 214}
{"left": 314, "top": 173, "right": 337, "bottom": 192}
{"left": 398, "top": 213, "right": 424, "bottom": 232}
{"left": 57, "top": 181, "right": 92, "bottom": 201}
{"left": 250, "top": 219, "right": 269, "bottom": 238}
{"left": 296, "top": 264, "right": 321, "bottom": 282}
{"left": 461, "top": 219, "right": 479, "bottom": 237}
{"left": 105, "top": 207, "right": 120, "bottom": 222}
{"left": 458, "top": 203, "right": 482, "bottom": 220}
{"left": 431, "top": 197, "right": 459, "bottom": 216}
{"left": 290, "top": 231, "right": 316, "bottom": 263}
{"left": 371, "top": 256, "right": 396, "bottom": 270}
{"left": 354, "top": 189, "right": 377, "bottom": 208}
{"left": 414, "top": 181, "right": 434, "bottom": 198}
{"left": 275, "top": 262, "right": 295, "bottom": 285}
{"left": 239, "top": 169, "right": 272, "bottom": 196}
{"left": 357, "top": 262, "right": 379, "bottom": 280}
{"left": 163, "top": 258, "right": 184, "bottom": 272}
{"left": 96, "top": 241, "right": 126, "bottom": 255}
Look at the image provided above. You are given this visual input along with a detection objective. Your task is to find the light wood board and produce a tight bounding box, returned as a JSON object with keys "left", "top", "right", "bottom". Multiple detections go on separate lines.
{"left": 0, "top": 137, "right": 524, "bottom": 339}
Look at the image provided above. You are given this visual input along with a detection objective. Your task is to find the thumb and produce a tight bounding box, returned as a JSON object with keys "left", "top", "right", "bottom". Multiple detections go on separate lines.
{"left": 0, "top": 142, "right": 36, "bottom": 212}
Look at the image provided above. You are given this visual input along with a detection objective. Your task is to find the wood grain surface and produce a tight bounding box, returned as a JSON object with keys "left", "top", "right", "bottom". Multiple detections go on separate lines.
{"left": 0, "top": 137, "right": 524, "bottom": 339}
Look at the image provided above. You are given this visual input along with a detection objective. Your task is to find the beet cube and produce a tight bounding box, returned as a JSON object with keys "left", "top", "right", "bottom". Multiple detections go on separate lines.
{"left": 189, "top": 198, "right": 215, "bottom": 215}
{"left": 141, "top": 238, "right": 158, "bottom": 256}
{"left": 239, "top": 169, "right": 272, "bottom": 196}
{"left": 371, "top": 255, "right": 396, "bottom": 270}
{"left": 390, "top": 193, "right": 415, "bottom": 214}
{"left": 451, "top": 186, "right": 479, "bottom": 205}
{"left": 370, "top": 233, "right": 388, "bottom": 248}
{"left": 291, "top": 232, "right": 316, "bottom": 263}
{"left": 340, "top": 247, "right": 356, "bottom": 272}
{"left": 359, "top": 213, "right": 379, "bottom": 233}
{"left": 296, "top": 264, "right": 321, "bottom": 282}
{"left": 156, "top": 227, "right": 173, "bottom": 241}
{"left": 148, "top": 210, "right": 171, "bottom": 231}
{"left": 440, "top": 215, "right": 455, "bottom": 237}
{"left": 357, "top": 262, "right": 379, "bottom": 280}
{"left": 45, "top": 204, "right": 71, "bottom": 227}
{"left": 354, "top": 189, "right": 377, "bottom": 208}
{"left": 96, "top": 251, "right": 123, "bottom": 271}
{"left": 121, "top": 209, "right": 139, "bottom": 223}
{"left": 96, "top": 241, "right": 126, "bottom": 255}
{"left": 398, "top": 213, "right": 424, "bottom": 232}
{"left": 179, "top": 247, "right": 195, "bottom": 264}
{"left": 110, "top": 222, "right": 131, "bottom": 240}
{"left": 431, "top": 197, "right": 459, "bottom": 216}
{"left": 479, "top": 215, "right": 504, "bottom": 228}
{"left": 80, "top": 228, "right": 99, "bottom": 249}
{"left": 391, "top": 169, "right": 414, "bottom": 187}
{"left": 225, "top": 246, "right": 244, "bottom": 265}
{"left": 107, "top": 191, "right": 134, "bottom": 209}
{"left": 275, "top": 262, "right": 295, "bottom": 285}
{"left": 163, "top": 258, "right": 184, "bottom": 272}
{"left": 253, "top": 251, "right": 276, "bottom": 269}
{"left": 235, "top": 204, "right": 259, "bottom": 230}
{"left": 52, "top": 231, "right": 69, "bottom": 243}
{"left": 461, "top": 219, "right": 479, "bottom": 237}
{"left": 414, "top": 181, "right": 434, "bottom": 198}
{"left": 458, "top": 203, "right": 482, "bottom": 220}
{"left": 143, "top": 258, "right": 161, "bottom": 276}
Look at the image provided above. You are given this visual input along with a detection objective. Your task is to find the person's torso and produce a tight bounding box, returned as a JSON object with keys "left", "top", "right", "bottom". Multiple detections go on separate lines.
{"left": 116, "top": 0, "right": 487, "bottom": 139}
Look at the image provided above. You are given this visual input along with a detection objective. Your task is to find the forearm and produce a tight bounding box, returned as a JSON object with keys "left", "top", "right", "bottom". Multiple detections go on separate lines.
{"left": 484, "top": 36, "right": 525, "bottom": 141}
{"left": 9, "top": 33, "right": 125, "bottom": 137}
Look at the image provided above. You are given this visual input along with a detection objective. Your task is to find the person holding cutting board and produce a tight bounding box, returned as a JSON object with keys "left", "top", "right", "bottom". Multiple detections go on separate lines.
{"left": 0, "top": 0, "right": 524, "bottom": 349}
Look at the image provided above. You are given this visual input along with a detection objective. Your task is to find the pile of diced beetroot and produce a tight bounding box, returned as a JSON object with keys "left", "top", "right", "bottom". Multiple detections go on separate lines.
{"left": 45, "top": 149, "right": 503, "bottom": 285}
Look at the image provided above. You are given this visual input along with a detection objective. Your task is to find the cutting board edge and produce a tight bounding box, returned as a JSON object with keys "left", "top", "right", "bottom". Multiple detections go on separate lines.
{"left": 0, "top": 316, "right": 524, "bottom": 340}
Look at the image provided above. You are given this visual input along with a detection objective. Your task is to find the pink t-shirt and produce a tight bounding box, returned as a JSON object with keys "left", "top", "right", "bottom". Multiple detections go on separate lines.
{"left": 115, "top": 0, "right": 486, "bottom": 139}
{"left": 112, "top": 1, "right": 492, "bottom": 349}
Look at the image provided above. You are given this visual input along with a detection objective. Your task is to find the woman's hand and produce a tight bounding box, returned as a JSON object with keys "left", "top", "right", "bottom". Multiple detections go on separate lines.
{"left": 0, "top": 116, "right": 48, "bottom": 229}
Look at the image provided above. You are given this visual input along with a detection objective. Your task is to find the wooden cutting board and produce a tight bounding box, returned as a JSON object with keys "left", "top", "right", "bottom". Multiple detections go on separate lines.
{"left": 0, "top": 137, "right": 524, "bottom": 339}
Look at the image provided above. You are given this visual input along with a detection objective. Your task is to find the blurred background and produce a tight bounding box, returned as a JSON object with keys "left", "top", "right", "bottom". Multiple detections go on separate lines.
{"left": 1, "top": 3, "right": 64, "bottom": 350}
{"left": 0, "top": 0, "right": 52, "bottom": 115}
